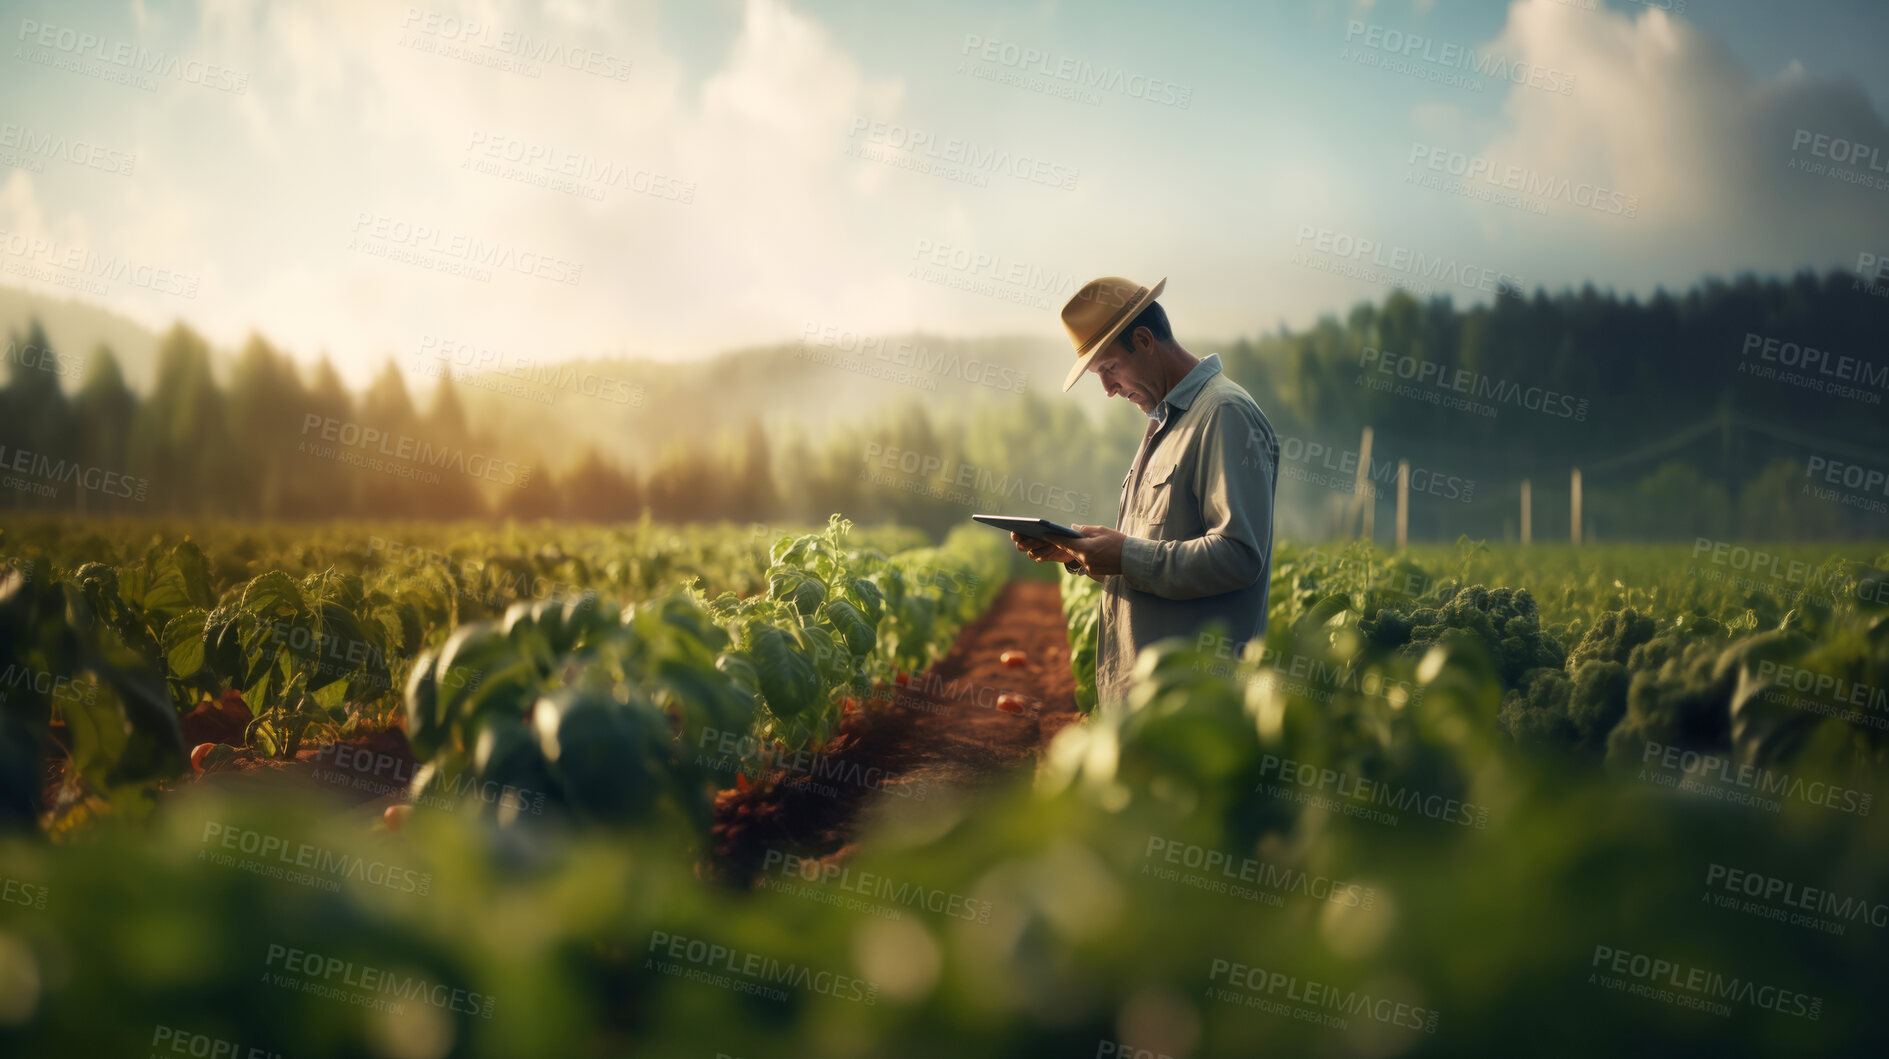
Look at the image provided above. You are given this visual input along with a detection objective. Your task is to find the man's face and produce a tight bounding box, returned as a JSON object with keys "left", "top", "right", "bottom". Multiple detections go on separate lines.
{"left": 1086, "top": 330, "right": 1160, "bottom": 413}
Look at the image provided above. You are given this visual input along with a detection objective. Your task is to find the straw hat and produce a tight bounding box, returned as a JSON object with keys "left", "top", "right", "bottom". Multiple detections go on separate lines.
{"left": 1059, "top": 275, "right": 1167, "bottom": 392}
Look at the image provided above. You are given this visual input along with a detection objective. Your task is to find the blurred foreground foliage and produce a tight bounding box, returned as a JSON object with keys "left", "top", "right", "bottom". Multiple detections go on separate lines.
{"left": 3, "top": 537, "right": 1889, "bottom": 1056}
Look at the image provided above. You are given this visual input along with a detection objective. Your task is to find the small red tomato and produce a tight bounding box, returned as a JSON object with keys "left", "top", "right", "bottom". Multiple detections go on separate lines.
{"left": 996, "top": 693, "right": 1025, "bottom": 714}
{"left": 895, "top": 670, "right": 910, "bottom": 686}
{"left": 383, "top": 804, "right": 411, "bottom": 831}
{"left": 1000, "top": 650, "right": 1028, "bottom": 667}
{"left": 190, "top": 743, "right": 217, "bottom": 772}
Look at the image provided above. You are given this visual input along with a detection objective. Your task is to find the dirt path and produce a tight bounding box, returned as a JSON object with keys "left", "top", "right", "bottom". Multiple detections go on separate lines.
{"left": 710, "top": 578, "right": 1081, "bottom": 883}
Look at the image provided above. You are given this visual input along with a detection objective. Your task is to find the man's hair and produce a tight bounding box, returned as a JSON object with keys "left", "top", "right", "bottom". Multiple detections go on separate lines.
{"left": 1115, "top": 300, "right": 1172, "bottom": 351}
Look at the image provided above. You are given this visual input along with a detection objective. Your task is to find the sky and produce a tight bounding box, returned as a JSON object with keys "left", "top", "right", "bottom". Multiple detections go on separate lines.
{"left": 2, "top": 0, "right": 1887, "bottom": 386}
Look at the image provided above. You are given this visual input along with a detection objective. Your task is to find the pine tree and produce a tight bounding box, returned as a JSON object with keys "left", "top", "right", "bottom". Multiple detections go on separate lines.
{"left": 0, "top": 321, "right": 75, "bottom": 511}
{"left": 561, "top": 447, "right": 641, "bottom": 522}
{"left": 358, "top": 358, "right": 423, "bottom": 516}
{"left": 227, "top": 334, "right": 307, "bottom": 518}
{"left": 73, "top": 345, "right": 138, "bottom": 515}
{"left": 424, "top": 368, "right": 483, "bottom": 518}
{"left": 290, "top": 354, "right": 358, "bottom": 517}
{"left": 734, "top": 421, "right": 778, "bottom": 521}
{"left": 127, "top": 324, "right": 227, "bottom": 515}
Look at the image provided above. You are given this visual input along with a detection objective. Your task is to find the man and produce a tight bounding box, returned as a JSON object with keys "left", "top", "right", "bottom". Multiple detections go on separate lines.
{"left": 1011, "top": 275, "right": 1279, "bottom": 711}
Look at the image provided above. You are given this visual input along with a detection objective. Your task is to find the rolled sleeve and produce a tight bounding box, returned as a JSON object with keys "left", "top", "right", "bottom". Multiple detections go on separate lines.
{"left": 1118, "top": 400, "right": 1274, "bottom": 601}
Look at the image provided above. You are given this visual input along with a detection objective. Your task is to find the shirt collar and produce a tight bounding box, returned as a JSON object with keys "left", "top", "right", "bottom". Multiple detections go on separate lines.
{"left": 1149, "top": 353, "right": 1222, "bottom": 422}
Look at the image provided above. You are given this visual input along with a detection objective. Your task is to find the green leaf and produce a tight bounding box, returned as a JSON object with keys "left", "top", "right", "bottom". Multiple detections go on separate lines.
{"left": 768, "top": 566, "right": 826, "bottom": 617}
{"left": 202, "top": 603, "right": 247, "bottom": 680}
{"left": 1293, "top": 593, "right": 1351, "bottom": 636}
{"left": 405, "top": 647, "right": 443, "bottom": 758}
{"left": 773, "top": 534, "right": 815, "bottom": 567}
{"left": 88, "top": 659, "right": 186, "bottom": 783}
{"left": 239, "top": 639, "right": 281, "bottom": 706}
{"left": 534, "top": 686, "right": 664, "bottom": 823}
{"left": 376, "top": 601, "right": 422, "bottom": 657}
{"left": 822, "top": 599, "right": 876, "bottom": 658}
{"left": 458, "top": 657, "right": 545, "bottom": 733}
{"left": 161, "top": 609, "right": 208, "bottom": 679}
{"left": 798, "top": 624, "right": 850, "bottom": 688}
{"left": 171, "top": 541, "right": 214, "bottom": 609}
{"left": 248, "top": 716, "right": 282, "bottom": 758}
{"left": 716, "top": 651, "right": 761, "bottom": 695}
{"left": 241, "top": 571, "right": 307, "bottom": 618}
{"left": 653, "top": 656, "right": 754, "bottom": 737}
{"left": 310, "top": 601, "right": 371, "bottom": 693}
{"left": 655, "top": 594, "right": 729, "bottom": 654}
{"left": 844, "top": 577, "right": 886, "bottom": 626}
{"left": 748, "top": 623, "right": 820, "bottom": 719}
{"left": 62, "top": 682, "right": 130, "bottom": 786}
{"left": 138, "top": 545, "right": 208, "bottom": 622}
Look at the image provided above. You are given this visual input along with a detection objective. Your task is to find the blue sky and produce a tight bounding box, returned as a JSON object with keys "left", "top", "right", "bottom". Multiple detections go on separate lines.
{"left": 2, "top": 0, "right": 1885, "bottom": 385}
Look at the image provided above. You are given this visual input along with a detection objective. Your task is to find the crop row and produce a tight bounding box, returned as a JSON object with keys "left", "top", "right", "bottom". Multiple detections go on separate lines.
{"left": 0, "top": 516, "right": 1006, "bottom": 831}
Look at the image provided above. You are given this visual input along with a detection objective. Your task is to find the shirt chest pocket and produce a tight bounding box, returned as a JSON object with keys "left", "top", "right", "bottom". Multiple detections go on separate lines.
{"left": 1137, "top": 460, "right": 1183, "bottom": 530}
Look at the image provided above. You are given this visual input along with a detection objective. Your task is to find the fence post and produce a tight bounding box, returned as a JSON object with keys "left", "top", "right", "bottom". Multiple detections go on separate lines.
{"left": 1353, "top": 426, "right": 1374, "bottom": 540}
{"left": 1396, "top": 459, "right": 1409, "bottom": 550}
{"left": 1520, "top": 478, "right": 1531, "bottom": 545}
{"left": 1570, "top": 469, "right": 1582, "bottom": 546}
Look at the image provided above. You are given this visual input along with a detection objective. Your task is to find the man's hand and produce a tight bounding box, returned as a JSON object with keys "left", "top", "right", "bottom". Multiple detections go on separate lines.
{"left": 1010, "top": 531, "right": 1078, "bottom": 565}
{"left": 1062, "top": 524, "right": 1127, "bottom": 577}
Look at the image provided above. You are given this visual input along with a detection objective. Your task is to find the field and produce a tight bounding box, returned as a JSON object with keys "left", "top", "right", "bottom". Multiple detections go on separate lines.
{"left": 1, "top": 519, "right": 1887, "bottom": 1057}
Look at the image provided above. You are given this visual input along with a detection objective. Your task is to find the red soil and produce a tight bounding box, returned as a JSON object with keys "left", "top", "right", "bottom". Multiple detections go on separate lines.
{"left": 709, "top": 578, "right": 1082, "bottom": 883}
{"left": 187, "top": 726, "right": 419, "bottom": 809}
{"left": 170, "top": 690, "right": 419, "bottom": 811}
{"left": 180, "top": 689, "right": 252, "bottom": 747}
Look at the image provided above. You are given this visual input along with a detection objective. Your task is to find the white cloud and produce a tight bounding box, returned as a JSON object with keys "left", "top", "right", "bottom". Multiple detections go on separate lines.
{"left": 0, "top": 170, "right": 64, "bottom": 249}
{"left": 1477, "top": 0, "right": 1889, "bottom": 279}
{"left": 0, "top": 0, "right": 915, "bottom": 383}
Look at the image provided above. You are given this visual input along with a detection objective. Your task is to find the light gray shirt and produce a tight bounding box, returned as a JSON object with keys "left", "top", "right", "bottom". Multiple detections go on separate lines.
{"left": 1093, "top": 353, "right": 1278, "bottom": 711}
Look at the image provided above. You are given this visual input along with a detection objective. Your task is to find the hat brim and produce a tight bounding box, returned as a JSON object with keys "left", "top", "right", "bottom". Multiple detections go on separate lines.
{"left": 1061, "top": 277, "right": 1166, "bottom": 392}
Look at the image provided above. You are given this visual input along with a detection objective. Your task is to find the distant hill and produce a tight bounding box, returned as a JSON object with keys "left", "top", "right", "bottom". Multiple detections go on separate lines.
{"left": 0, "top": 286, "right": 167, "bottom": 392}
{"left": 443, "top": 331, "right": 1083, "bottom": 465}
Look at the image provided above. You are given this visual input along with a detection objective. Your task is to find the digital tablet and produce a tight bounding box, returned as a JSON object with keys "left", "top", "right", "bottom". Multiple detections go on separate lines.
{"left": 971, "top": 514, "right": 1084, "bottom": 540}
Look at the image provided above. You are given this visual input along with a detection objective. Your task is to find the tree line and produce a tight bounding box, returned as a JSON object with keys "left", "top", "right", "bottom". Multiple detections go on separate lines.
{"left": 2, "top": 268, "right": 1884, "bottom": 540}
{"left": 1215, "top": 269, "right": 1889, "bottom": 540}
